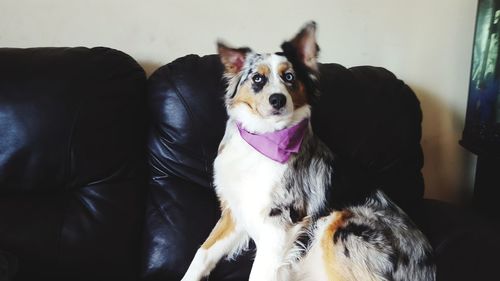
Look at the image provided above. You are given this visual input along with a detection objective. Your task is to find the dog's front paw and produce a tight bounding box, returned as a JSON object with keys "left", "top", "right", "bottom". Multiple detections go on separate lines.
{"left": 180, "top": 272, "right": 201, "bottom": 281}
{"left": 180, "top": 265, "right": 203, "bottom": 281}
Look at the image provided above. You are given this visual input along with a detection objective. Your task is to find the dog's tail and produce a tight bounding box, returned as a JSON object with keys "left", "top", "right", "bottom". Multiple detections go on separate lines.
{"left": 322, "top": 190, "right": 436, "bottom": 281}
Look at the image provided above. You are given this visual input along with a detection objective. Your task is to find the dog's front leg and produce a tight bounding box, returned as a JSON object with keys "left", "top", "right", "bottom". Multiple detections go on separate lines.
{"left": 181, "top": 209, "right": 248, "bottom": 281}
{"left": 249, "top": 225, "right": 292, "bottom": 281}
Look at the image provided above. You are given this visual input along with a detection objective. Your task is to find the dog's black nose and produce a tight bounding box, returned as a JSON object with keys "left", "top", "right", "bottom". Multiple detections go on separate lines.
{"left": 269, "top": 93, "right": 286, "bottom": 110}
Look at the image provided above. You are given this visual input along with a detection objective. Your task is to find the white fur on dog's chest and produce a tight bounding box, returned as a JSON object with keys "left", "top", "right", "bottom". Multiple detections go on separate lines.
{"left": 213, "top": 124, "right": 287, "bottom": 239}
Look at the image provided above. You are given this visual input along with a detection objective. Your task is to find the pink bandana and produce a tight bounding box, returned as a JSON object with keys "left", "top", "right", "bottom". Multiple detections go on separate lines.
{"left": 236, "top": 119, "right": 309, "bottom": 164}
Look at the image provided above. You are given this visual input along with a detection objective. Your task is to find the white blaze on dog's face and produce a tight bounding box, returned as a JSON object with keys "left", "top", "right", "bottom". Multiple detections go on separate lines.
{"left": 218, "top": 22, "right": 319, "bottom": 133}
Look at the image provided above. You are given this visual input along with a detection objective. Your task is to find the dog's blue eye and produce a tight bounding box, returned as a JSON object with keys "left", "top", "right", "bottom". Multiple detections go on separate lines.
{"left": 284, "top": 73, "right": 295, "bottom": 82}
{"left": 253, "top": 74, "right": 264, "bottom": 84}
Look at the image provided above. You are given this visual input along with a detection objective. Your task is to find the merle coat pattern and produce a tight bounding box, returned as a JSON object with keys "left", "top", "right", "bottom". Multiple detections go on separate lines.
{"left": 180, "top": 22, "right": 435, "bottom": 281}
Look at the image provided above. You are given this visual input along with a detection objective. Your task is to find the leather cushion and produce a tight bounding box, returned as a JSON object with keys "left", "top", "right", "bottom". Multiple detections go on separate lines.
{"left": 0, "top": 47, "right": 148, "bottom": 280}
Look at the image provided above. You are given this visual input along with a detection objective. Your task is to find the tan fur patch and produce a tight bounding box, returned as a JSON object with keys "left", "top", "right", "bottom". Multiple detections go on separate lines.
{"left": 321, "top": 211, "right": 352, "bottom": 281}
{"left": 278, "top": 62, "right": 292, "bottom": 76}
{"left": 291, "top": 81, "right": 308, "bottom": 109}
{"left": 257, "top": 64, "right": 270, "bottom": 76}
{"left": 277, "top": 62, "right": 308, "bottom": 109}
{"left": 201, "top": 207, "right": 236, "bottom": 249}
{"left": 230, "top": 85, "right": 263, "bottom": 115}
{"left": 231, "top": 86, "right": 257, "bottom": 112}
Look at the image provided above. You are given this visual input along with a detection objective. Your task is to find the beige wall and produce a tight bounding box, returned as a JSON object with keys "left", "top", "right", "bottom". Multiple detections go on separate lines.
{"left": 0, "top": 0, "right": 479, "bottom": 203}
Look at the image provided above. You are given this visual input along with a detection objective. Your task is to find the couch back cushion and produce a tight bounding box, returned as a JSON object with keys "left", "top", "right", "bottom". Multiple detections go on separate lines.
{"left": 142, "top": 54, "right": 424, "bottom": 280}
{"left": 0, "top": 47, "right": 147, "bottom": 281}
{"left": 143, "top": 55, "right": 238, "bottom": 280}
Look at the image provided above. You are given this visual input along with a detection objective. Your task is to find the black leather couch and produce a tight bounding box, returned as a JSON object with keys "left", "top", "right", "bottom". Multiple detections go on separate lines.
{"left": 0, "top": 47, "right": 498, "bottom": 281}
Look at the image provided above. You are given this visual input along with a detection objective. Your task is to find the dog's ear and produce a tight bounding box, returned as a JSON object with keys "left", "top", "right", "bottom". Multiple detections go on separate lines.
{"left": 217, "top": 41, "right": 252, "bottom": 75}
{"left": 281, "top": 21, "right": 319, "bottom": 72}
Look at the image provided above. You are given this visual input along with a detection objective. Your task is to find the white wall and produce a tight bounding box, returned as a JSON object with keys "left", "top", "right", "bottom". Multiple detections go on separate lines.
{"left": 0, "top": 0, "right": 479, "bottom": 203}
